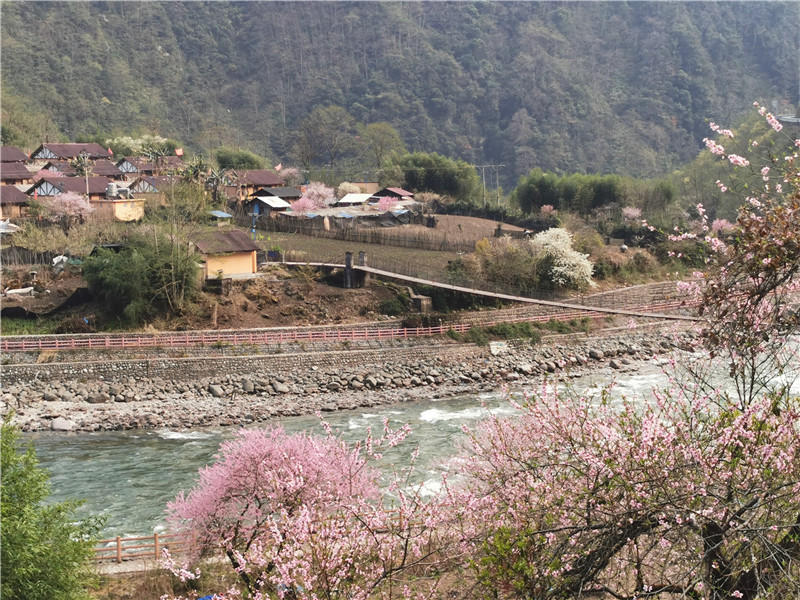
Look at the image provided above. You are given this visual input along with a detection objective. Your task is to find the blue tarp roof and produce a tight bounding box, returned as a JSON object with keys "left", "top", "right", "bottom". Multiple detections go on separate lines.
{"left": 336, "top": 212, "right": 355, "bottom": 218}
{"left": 209, "top": 210, "right": 232, "bottom": 218}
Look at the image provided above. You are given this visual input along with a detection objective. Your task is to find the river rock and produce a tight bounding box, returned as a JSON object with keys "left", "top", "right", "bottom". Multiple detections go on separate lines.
{"left": 208, "top": 384, "right": 225, "bottom": 398}
{"left": 272, "top": 381, "right": 291, "bottom": 394}
{"left": 50, "top": 417, "right": 76, "bottom": 431}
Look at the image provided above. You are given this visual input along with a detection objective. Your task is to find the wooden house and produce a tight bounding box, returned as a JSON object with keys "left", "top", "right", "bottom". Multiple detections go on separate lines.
{"left": 227, "top": 170, "right": 283, "bottom": 203}
{"left": 372, "top": 187, "right": 414, "bottom": 201}
{"left": 0, "top": 146, "right": 29, "bottom": 163}
{"left": 27, "top": 176, "right": 111, "bottom": 202}
{"left": 116, "top": 156, "right": 186, "bottom": 180}
{"left": 0, "top": 162, "right": 35, "bottom": 186}
{"left": 0, "top": 185, "right": 29, "bottom": 219}
{"left": 90, "top": 159, "right": 124, "bottom": 180}
{"left": 41, "top": 160, "right": 77, "bottom": 176}
{"left": 192, "top": 228, "right": 260, "bottom": 278}
{"left": 244, "top": 186, "right": 301, "bottom": 218}
{"left": 128, "top": 175, "right": 181, "bottom": 194}
{"left": 30, "top": 143, "right": 110, "bottom": 163}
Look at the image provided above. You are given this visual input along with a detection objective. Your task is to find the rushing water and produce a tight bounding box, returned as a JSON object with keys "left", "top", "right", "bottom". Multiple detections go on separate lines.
{"left": 27, "top": 361, "right": 703, "bottom": 538}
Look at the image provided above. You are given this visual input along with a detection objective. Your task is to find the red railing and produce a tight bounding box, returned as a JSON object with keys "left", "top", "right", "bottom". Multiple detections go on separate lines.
{"left": 0, "top": 300, "right": 696, "bottom": 353}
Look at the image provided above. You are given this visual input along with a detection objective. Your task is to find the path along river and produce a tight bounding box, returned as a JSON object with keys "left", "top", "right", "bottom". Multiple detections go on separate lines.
{"left": 28, "top": 355, "right": 797, "bottom": 539}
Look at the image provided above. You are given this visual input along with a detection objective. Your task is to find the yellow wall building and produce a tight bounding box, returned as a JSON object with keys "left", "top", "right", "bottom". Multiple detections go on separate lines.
{"left": 193, "top": 228, "right": 260, "bottom": 278}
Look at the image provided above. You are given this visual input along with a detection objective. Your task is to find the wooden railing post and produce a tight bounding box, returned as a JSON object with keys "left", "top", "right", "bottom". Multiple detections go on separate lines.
{"left": 154, "top": 532, "right": 160, "bottom": 559}
{"left": 116, "top": 536, "right": 122, "bottom": 563}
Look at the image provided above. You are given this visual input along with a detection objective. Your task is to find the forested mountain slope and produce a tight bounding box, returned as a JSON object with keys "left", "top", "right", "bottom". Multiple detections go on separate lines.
{"left": 2, "top": 2, "right": 797, "bottom": 185}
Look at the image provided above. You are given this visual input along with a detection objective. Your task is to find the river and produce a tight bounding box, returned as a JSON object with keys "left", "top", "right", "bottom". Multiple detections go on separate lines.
{"left": 26, "top": 359, "right": 744, "bottom": 538}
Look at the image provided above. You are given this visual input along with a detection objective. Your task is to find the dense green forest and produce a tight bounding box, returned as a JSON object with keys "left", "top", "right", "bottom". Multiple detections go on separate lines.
{"left": 1, "top": 1, "right": 797, "bottom": 187}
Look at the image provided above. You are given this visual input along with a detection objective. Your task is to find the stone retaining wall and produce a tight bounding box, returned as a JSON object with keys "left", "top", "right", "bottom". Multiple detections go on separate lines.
{"left": 2, "top": 343, "right": 487, "bottom": 385}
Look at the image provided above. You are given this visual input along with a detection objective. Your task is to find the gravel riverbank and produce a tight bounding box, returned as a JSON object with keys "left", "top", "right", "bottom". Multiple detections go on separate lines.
{"left": 3, "top": 327, "right": 693, "bottom": 433}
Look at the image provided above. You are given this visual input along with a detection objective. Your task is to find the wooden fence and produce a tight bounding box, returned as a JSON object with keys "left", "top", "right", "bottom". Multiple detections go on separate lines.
{"left": 0, "top": 246, "right": 56, "bottom": 267}
{"left": 94, "top": 532, "right": 187, "bottom": 563}
{"left": 237, "top": 215, "right": 477, "bottom": 254}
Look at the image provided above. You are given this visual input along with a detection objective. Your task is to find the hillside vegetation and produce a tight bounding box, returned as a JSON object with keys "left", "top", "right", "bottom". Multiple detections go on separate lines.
{"left": 2, "top": 2, "right": 797, "bottom": 187}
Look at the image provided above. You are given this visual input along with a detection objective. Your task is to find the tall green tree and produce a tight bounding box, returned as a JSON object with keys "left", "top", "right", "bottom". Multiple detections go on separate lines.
{"left": 1, "top": 417, "right": 103, "bottom": 600}
{"left": 358, "top": 121, "right": 406, "bottom": 170}
{"left": 398, "top": 151, "right": 481, "bottom": 202}
{"left": 295, "top": 106, "right": 357, "bottom": 177}
{"left": 215, "top": 147, "right": 264, "bottom": 170}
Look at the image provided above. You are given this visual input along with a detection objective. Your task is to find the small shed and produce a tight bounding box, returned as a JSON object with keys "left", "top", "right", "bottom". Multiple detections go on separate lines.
{"left": 209, "top": 210, "right": 233, "bottom": 226}
{"left": 192, "top": 228, "right": 260, "bottom": 278}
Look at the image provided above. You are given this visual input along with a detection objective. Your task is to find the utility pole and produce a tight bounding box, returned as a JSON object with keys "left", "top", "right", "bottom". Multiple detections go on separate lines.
{"left": 474, "top": 164, "right": 505, "bottom": 211}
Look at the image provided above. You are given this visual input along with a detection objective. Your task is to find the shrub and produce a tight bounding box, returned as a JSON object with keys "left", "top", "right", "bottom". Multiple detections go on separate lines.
{"left": 1, "top": 417, "right": 103, "bottom": 600}
{"left": 378, "top": 295, "right": 406, "bottom": 316}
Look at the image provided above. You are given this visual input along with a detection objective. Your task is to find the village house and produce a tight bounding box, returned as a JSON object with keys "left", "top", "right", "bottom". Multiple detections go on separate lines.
{"left": 243, "top": 186, "right": 301, "bottom": 218}
{"left": 371, "top": 187, "right": 415, "bottom": 201}
{"left": 29, "top": 142, "right": 110, "bottom": 163}
{"left": 27, "top": 176, "right": 112, "bottom": 202}
{"left": 226, "top": 169, "right": 284, "bottom": 204}
{"left": 128, "top": 175, "right": 181, "bottom": 195}
{"left": 192, "top": 228, "right": 260, "bottom": 278}
{"left": 91, "top": 182, "right": 145, "bottom": 222}
{"left": 116, "top": 156, "right": 186, "bottom": 181}
{"left": 0, "top": 162, "right": 36, "bottom": 186}
{"left": 0, "top": 146, "right": 30, "bottom": 163}
{"left": 0, "top": 185, "right": 29, "bottom": 219}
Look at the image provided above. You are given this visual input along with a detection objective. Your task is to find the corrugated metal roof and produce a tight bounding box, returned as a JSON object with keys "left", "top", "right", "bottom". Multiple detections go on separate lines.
{"left": 338, "top": 193, "right": 372, "bottom": 205}
{"left": 251, "top": 186, "right": 301, "bottom": 198}
{"left": 209, "top": 210, "right": 232, "bottom": 218}
{"left": 193, "top": 228, "right": 260, "bottom": 254}
{"left": 378, "top": 187, "right": 413, "bottom": 197}
{"left": 258, "top": 197, "right": 291, "bottom": 209}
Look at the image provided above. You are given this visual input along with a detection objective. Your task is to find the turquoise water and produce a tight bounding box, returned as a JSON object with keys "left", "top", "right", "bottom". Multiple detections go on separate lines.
{"left": 30, "top": 364, "right": 675, "bottom": 538}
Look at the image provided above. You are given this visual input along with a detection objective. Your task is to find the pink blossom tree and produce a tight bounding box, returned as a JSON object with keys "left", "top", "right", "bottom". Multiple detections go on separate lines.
{"left": 39, "top": 191, "right": 94, "bottom": 232}
{"left": 166, "top": 424, "right": 444, "bottom": 600}
{"left": 448, "top": 387, "right": 800, "bottom": 600}
{"left": 289, "top": 196, "right": 317, "bottom": 215}
{"left": 376, "top": 196, "right": 397, "bottom": 212}
{"left": 291, "top": 182, "right": 335, "bottom": 214}
{"left": 304, "top": 181, "right": 335, "bottom": 207}
{"left": 446, "top": 105, "right": 800, "bottom": 599}
{"left": 279, "top": 167, "right": 302, "bottom": 188}
{"left": 679, "top": 104, "right": 800, "bottom": 406}
{"left": 621, "top": 205, "right": 642, "bottom": 222}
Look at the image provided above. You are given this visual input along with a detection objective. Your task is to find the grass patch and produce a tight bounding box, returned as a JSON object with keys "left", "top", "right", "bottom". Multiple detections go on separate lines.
{"left": 0, "top": 318, "right": 60, "bottom": 336}
{"left": 462, "top": 322, "right": 543, "bottom": 346}
{"left": 536, "top": 317, "right": 592, "bottom": 334}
